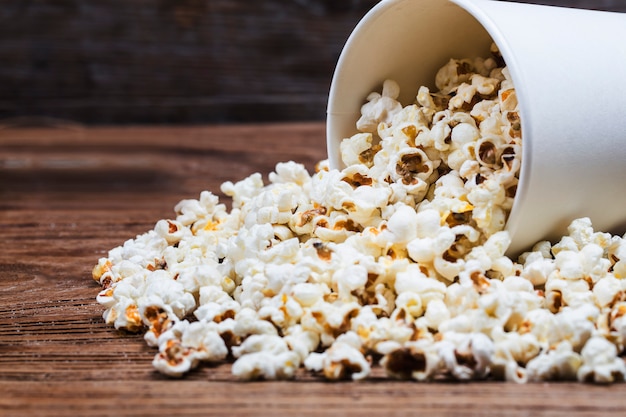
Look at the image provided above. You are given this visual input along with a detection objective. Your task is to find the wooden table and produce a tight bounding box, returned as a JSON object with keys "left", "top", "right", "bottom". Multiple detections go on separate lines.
{"left": 1, "top": 123, "right": 624, "bottom": 416}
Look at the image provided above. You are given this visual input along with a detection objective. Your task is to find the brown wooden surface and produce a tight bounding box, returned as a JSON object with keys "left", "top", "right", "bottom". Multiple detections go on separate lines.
{"left": 2, "top": 123, "right": 626, "bottom": 417}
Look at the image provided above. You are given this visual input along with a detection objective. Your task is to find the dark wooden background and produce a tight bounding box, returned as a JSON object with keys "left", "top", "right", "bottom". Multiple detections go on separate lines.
{"left": 0, "top": 0, "right": 625, "bottom": 125}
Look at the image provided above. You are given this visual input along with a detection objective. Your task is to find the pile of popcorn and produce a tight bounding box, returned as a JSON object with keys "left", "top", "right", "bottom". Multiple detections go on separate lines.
{"left": 92, "top": 46, "right": 626, "bottom": 383}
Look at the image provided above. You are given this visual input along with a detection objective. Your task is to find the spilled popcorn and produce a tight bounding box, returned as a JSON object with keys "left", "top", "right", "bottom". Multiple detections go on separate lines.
{"left": 92, "top": 47, "right": 626, "bottom": 383}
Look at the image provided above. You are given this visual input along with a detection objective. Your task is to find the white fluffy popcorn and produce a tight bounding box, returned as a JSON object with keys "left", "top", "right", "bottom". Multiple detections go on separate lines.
{"left": 231, "top": 334, "right": 301, "bottom": 380}
{"left": 304, "top": 332, "right": 371, "bottom": 380}
{"left": 356, "top": 79, "right": 403, "bottom": 133}
{"left": 92, "top": 47, "right": 626, "bottom": 384}
{"left": 577, "top": 336, "right": 626, "bottom": 383}
{"left": 525, "top": 341, "right": 581, "bottom": 382}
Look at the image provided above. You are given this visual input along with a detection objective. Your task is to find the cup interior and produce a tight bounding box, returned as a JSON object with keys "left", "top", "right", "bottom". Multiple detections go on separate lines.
{"left": 326, "top": 0, "right": 493, "bottom": 170}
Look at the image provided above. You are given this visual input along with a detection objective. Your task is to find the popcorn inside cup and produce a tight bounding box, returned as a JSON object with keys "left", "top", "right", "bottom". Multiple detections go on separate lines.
{"left": 92, "top": 47, "right": 626, "bottom": 384}
{"left": 340, "top": 44, "right": 519, "bottom": 249}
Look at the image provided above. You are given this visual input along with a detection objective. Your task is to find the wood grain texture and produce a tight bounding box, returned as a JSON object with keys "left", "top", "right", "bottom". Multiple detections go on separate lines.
{"left": 0, "top": 0, "right": 379, "bottom": 124}
{"left": 2, "top": 123, "right": 626, "bottom": 416}
{"left": 1, "top": 0, "right": 624, "bottom": 125}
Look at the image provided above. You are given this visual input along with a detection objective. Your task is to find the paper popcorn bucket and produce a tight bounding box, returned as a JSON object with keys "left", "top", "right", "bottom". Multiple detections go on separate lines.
{"left": 326, "top": 0, "right": 626, "bottom": 256}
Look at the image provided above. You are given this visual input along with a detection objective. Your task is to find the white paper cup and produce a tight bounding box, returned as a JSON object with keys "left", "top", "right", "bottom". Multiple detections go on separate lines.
{"left": 326, "top": 0, "right": 626, "bottom": 256}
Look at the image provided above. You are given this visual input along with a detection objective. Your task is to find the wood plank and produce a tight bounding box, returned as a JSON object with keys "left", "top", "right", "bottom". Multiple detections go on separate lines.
{"left": 0, "top": 123, "right": 327, "bottom": 386}
{"left": 1, "top": 123, "right": 626, "bottom": 416}
{"left": 2, "top": 380, "right": 626, "bottom": 417}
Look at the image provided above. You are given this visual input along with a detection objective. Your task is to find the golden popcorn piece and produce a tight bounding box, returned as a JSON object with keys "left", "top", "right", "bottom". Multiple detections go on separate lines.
{"left": 143, "top": 305, "right": 173, "bottom": 340}
{"left": 124, "top": 304, "right": 143, "bottom": 332}
{"left": 92, "top": 259, "right": 112, "bottom": 283}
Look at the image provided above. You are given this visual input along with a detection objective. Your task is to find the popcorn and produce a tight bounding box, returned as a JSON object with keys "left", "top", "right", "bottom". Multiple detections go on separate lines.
{"left": 577, "top": 336, "right": 626, "bottom": 383}
{"left": 92, "top": 47, "right": 626, "bottom": 384}
{"left": 304, "top": 332, "right": 371, "bottom": 380}
{"left": 283, "top": 324, "right": 320, "bottom": 362}
{"left": 593, "top": 275, "right": 622, "bottom": 308}
{"left": 302, "top": 301, "right": 361, "bottom": 346}
{"left": 490, "top": 327, "right": 541, "bottom": 383}
{"left": 437, "top": 332, "right": 494, "bottom": 380}
{"left": 193, "top": 286, "right": 240, "bottom": 323}
{"left": 554, "top": 304, "right": 599, "bottom": 352}
{"left": 356, "top": 79, "right": 403, "bottom": 133}
{"left": 381, "top": 339, "right": 441, "bottom": 381}
{"left": 525, "top": 341, "right": 581, "bottom": 382}
{"left": 520, "top": 250, "right": 556, "bottom": 286}
{"left": 232, "top": 307, "right": 278, "bottom": 338}
{"left": 379, "top": 204, "right": 420, "bottom": 244}
{"left": 435, "top": 59, "right": 473, "bottom": 95}
{"left": 607, "top": 302, "right": 626, "bottom": 351}
{"left": 152, "top": 319, "right": 230, "bottom": 377}
{"left": 422, "top": 299, "right": 450, "bottom": 330}
{"left": 231, "top": 334, "right": 301, "bottom": 380}
{"left": 340, "top": 133, "right": 375, "bottom": 167}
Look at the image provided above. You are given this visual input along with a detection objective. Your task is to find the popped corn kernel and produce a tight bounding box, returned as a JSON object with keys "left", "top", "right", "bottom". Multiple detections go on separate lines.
{"left": 381, "top": 339, "right": 441, "bottom": 381}
{"left": 526, "top": 341, "right": 581, "bottom": 382}
{"left": 304, "top": 332, "right": 371, "bottom": 381}
{"left": 231, "top": 334, "right": 301, "bottom": 380}
{"left": 438, "top": 332, "right": 494, "bottom": 380}
{"left": 435, "top": 58, "right": 473, "bottom": 95}
{"left": 577, "top": 336, "right": 626, "bottom": 383}
{"left": 340, "top": 132, "right": 376, "bottom": 167}
{"left": 356, "top": 79, "right": 403, "bottom": 133}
